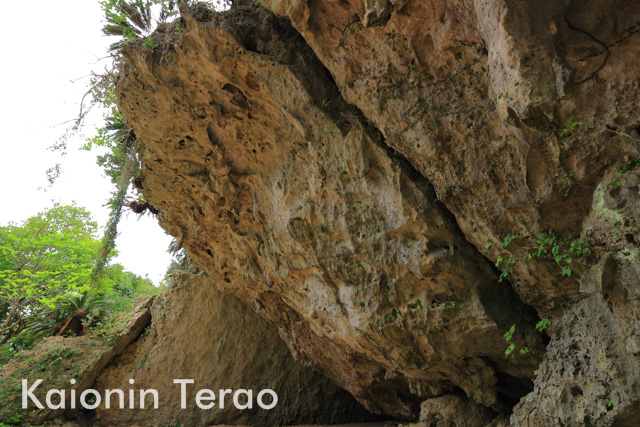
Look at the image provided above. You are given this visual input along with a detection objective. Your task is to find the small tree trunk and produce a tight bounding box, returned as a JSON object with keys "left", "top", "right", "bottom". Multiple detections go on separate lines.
{"left": 0, "top": 302, "right": 18, "bottom": 333}
{"left": 57, "top": 315, "right": 75, "bottom": 336}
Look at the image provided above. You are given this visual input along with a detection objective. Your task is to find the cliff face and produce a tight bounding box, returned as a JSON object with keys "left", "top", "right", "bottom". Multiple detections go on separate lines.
{"left": 115, "top": 0, "right": 640, "bottom": 424}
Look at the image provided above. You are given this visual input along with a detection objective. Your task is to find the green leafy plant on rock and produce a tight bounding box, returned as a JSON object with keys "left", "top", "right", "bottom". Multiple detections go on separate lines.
{"left": 406, "top": 297, "right": 423, "bottom": 310}
{"left": 323, "top": 124, "right": 339, "bottom": 135}
{"left": 504, "top": 324, "right": 516, "bottom": 356}
{"left": 489, "top": 231, "right": 591, "bottom": 282}
{"left": 502, "top": 233, "right": 516, "bottom": 248}
{"left": 503, "top": 323, "right": 539, "bottom": 357}
{"left": 613, "top": 157, "right": 640, "bottom": 186}
{"left": 535, "top": 318, "right": 551, "bottom": 332}
{"left": 143, "top": 35, "right": 157, "bottom": 49}
{"left": 560, "top": 116, "right": 585, "bottom": 137}
{"left": 618, "top": 217, "right": 637, "bottom": 230}
{"left": 435, "top": 186, "right": 450, "bottom": 202}
{"left": 0, "top": 414, "right": 22, "bottom": 426}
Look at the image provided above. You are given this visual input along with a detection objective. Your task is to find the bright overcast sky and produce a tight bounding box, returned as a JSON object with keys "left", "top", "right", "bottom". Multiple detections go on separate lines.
{"left": 0, "top": 1, "right": 174, "bottom": 284}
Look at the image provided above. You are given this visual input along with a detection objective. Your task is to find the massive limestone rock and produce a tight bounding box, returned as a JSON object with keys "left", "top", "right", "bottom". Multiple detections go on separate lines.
{"left": 113, "top": 0, "right": 640, "bottom": 423}
{"left": 115, "top": 1, "right": 544, "bottom": 419}
{"left": 261, "top": 0, "right": 640, "bottom": 319}
{"left": 511, "top": 169, "right": 640, "bottom": 426}
{"left": 93, "top": 274, "right": 372, "bottom": 426}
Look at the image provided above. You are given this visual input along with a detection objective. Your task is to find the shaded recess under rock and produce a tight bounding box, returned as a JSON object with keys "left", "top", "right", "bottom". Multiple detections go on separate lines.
{"left": 93, "top": 273, "right": 374, "bottom": 426}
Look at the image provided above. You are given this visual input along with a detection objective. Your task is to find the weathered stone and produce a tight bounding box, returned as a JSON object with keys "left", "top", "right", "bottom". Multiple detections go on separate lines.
{"left": 110, "top": 0, "right": 640, "bottom": 424}
{"left": 93, "top": 273, "right": 372, "bottom": 426}
{"left": 511, "top": 170, "right": 640, "bottom": 426}
{"left": 262, "top": 0, "right": 640, "bottom": 319}
{"left": 114, "top": 1, "right": 545, "bottom": 419}
{"left": 419, "top": 394, "right": 494, "bottom": 426}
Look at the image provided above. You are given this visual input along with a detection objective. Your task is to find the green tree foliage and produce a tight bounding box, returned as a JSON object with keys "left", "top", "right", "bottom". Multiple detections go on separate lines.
{"left": 101, "top": 264, "right": 158, "bottom": 313}
{"left": 83, "top": 0, "right": 183, "bottom": 283}
{"left": 0, "top": 204, "right": 100, "bottom": 345}
{"left": 82, "top": 111, "right": 133, "bottom": 185}
{"left": 100, "top": 0, "right": 179, "bottom": 52}
{"left": 83, "top": 111, "right": 140, "bottom": 283}
{"left": 0, "top": 205, "right": 157, "bottom": 364}
{"left": 54, "top": 1, "right": 231, "bottom": 278}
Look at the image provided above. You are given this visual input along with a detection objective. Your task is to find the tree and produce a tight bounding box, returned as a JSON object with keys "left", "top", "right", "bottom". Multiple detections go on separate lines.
{"left": 83, "top": 111, "right": 140, "bottom": 283}
{"left": 0, "top": 204, "right": 160, "bottom": 364}
{"left": 0, "top": 204, "right": 101, "bottom": 346}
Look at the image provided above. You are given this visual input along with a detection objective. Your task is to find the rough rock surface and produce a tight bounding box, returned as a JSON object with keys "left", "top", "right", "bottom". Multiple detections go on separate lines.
{"left": 260, "top": 0, "right": 640, "bottom": 319}
{"left": 115, "top": 1, "right": 546, "bottom": 419}
{"left": 93, "top": 273, "right": 373, "bottom": 426}
{"left": 419, "top": 394, "right": 494, "bottom": 427}
{"left": 511, "top": 169, "right": 640, "bottom": 426}
{"left": 114, "top": 0, "right": 640, "bottom": 424}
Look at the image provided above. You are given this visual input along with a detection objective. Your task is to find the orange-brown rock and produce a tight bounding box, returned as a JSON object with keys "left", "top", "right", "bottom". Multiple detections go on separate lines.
{"left": 115, "top": 2, "right": 544, "bottom": 418}
{"left": 260, "top": 0, "right": 639, "bottom": 319}
{"left": 112, "top": 0, "right": 640, "bottom": 424}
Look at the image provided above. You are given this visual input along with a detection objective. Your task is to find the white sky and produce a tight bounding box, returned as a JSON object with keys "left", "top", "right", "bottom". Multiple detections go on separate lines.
{"left": 0, "top": 0, "right": 174, "bottom": 284}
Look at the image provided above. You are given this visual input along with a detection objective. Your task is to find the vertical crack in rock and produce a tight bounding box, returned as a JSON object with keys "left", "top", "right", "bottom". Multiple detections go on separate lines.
{"left": 114, "top": 2, "right": 551, "bottom": 419}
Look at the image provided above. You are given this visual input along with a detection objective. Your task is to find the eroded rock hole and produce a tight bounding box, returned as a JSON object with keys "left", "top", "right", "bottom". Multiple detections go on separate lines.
{"left": 222, "top": 83, "right": 248, "bottom": 107}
